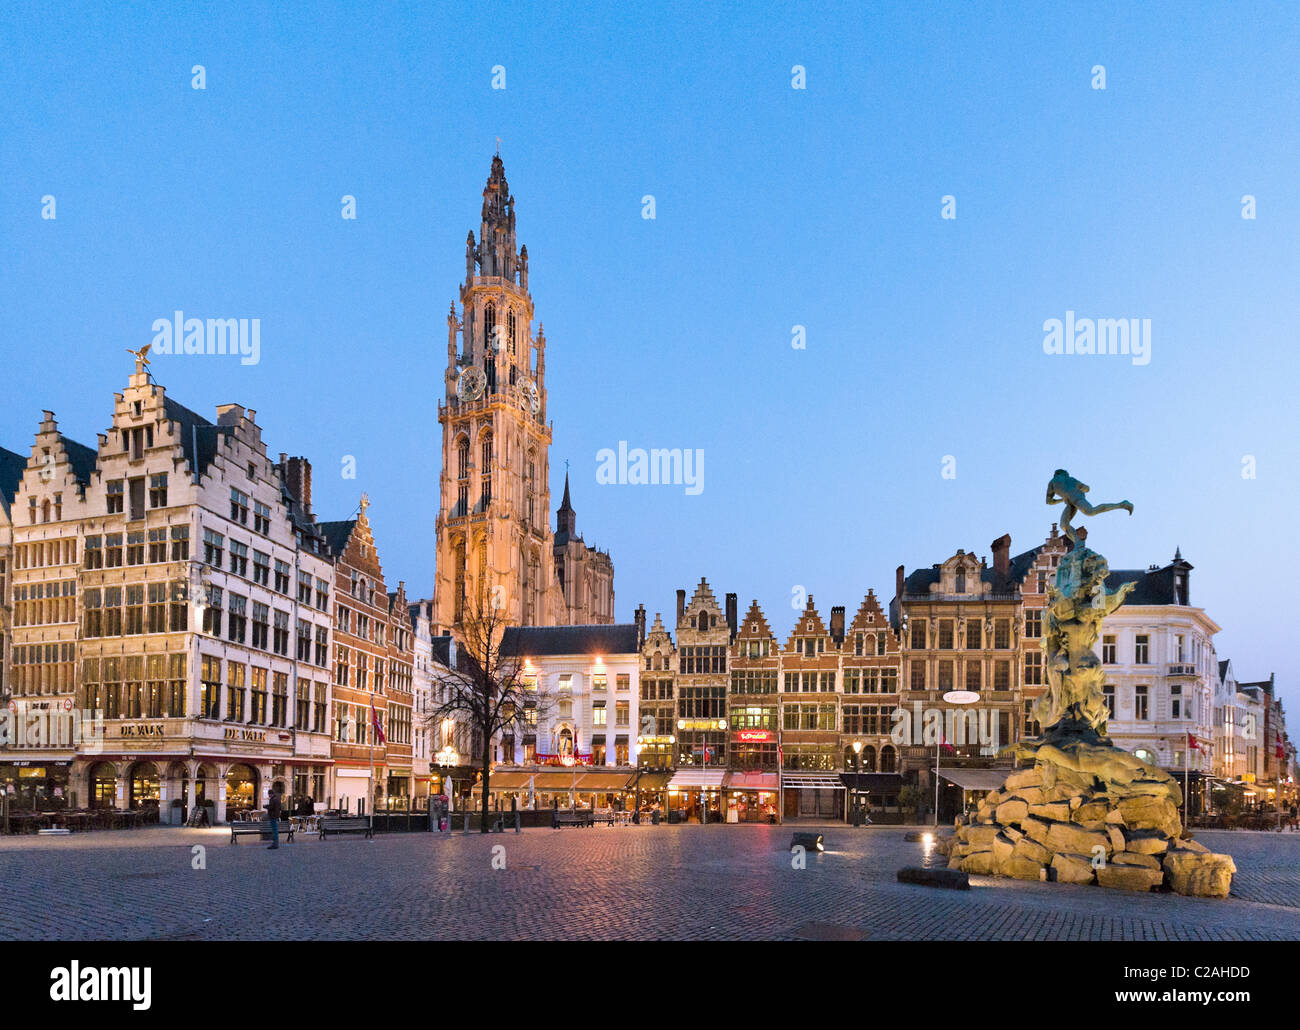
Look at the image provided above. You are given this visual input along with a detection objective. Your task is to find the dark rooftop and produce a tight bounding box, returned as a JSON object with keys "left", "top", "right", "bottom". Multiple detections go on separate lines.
{"left": 163, "top": 396, "right": 228, "bottom": 480}
{"left": 0, "top": 445, "right": 25, "bottom": 506}
{"left": 501, "top": 624, "right": 640, "bottom": 657}
{"left": 318, "top": 519, "right": 357, "bottom": 556}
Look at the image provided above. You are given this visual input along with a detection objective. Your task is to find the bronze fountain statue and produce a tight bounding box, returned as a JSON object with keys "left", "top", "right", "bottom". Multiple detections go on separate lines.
{"left": 937, "top": 469, "right": 1236, "bottom": 895}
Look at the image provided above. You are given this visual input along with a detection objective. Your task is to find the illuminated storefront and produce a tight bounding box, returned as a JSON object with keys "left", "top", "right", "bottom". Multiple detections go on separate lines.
{"left": 0, "top": 761, "right": 71, "bottom": 811}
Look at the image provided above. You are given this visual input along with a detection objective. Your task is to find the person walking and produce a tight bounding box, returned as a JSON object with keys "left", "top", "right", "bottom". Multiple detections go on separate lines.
{"left": 266, "top": 784, "right": 283, "bottom": 850}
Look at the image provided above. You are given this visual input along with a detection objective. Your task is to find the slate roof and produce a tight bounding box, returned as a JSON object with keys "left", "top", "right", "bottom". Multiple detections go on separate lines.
{"left": 902, "top": 538, "right": 1191, "bottom": 610}
{"left": 501, "top": 624, "right": 640, "bottom": 657}
{"left": 0, "top": 446, "right": 25, "bottom": 506}
{"left": 318, "top": 519, "right": 357, "bottom": 557}
{"left": 1105, "top": 560, "right": 1190, "bottom": 607}
{"left": 430, "top": 635, "right": 453, "bottom": 666}
{"left": 901, "top": 547, "right": 1043, "bottom": 596}
{"left": 163, "top": 396, "right": 228, "bottom": 480}
{"left": 60, "top": 436, "right": 99, "bottom": 486}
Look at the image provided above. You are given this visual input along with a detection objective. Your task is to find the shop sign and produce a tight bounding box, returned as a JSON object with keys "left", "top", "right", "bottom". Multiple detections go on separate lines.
{"left": 735, "top": 730, "right": 774, "bottom": 743}
{"left": 119, "top": 723, "right": 166, "bottom": 738}
{"left": 225, "top": 727, "right": 266, "bottom": 743}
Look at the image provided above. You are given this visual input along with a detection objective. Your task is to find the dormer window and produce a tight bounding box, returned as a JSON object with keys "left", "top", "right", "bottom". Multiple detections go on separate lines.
{"left": 955, "top": 569, "right": 966, "bottom": 593}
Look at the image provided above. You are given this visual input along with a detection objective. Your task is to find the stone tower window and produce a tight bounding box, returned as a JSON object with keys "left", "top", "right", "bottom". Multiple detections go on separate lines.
{"left": 457, "top": 438, "right": 470, "bottom": 479}
{"left": 480, "top": 434, "right": 493, "bottom": 510}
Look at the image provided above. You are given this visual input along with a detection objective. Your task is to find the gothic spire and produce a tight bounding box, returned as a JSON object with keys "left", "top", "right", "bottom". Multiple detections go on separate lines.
{"left": 555, "top": 471, "right": 577, "bottom": 543}
{"left": 475, "top": 154, "right": 519, "bottom": 281}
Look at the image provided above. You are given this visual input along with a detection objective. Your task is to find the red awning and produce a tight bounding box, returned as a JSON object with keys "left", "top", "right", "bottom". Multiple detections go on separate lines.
{"left": 726, "top": 772, "right": 780, "bottom": 791}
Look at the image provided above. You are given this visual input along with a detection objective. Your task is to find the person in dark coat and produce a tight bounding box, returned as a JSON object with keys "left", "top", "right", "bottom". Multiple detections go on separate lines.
{"left": 267, "top": 785, "right": 283, "bottom": 850}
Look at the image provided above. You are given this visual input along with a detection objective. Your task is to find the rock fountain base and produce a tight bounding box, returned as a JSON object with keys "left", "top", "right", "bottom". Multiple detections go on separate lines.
{"left": 938, "top": 750, "right": 1235, "bottom": 897}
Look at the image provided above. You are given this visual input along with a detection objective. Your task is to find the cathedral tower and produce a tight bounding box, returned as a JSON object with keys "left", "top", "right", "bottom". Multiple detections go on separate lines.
{"left": 435, "top": 155, "right": 554, "bottom": 632}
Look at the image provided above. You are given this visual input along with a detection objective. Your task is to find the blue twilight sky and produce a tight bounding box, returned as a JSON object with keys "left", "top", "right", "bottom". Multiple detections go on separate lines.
{"left": 2, "top": 2, "right": 1297, "bottom": 707}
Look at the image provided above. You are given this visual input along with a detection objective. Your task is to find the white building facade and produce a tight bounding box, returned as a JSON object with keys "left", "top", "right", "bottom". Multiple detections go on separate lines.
{"left": 484, "top": 624, "right": 643, "bottom": 810}
{"left": 1, "top": 359, "right": 334, "bottom": 822}
{"left": 1099, "top": 552, "right": 1219, "bottom": 794}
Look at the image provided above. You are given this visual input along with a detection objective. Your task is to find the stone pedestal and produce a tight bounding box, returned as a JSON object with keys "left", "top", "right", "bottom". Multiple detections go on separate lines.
{"left": 940, "top": 762, "right": 1235, "bottom": 897}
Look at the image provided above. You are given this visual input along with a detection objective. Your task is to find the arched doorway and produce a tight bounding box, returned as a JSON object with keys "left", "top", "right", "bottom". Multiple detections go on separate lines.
{"left": 225, "top": 764, "right": 259, "bottom": 819}
{"left": 194, "top": 764, "right": 213, "bottom": 805}
{"left": 164, "top": 762, "right": 189, "bottom": 824}
{"left": 129, "top": 762, "right": 160, "bottom": 811}
{"left": 189, "top": 763, "right": 214, "bottom": 824}
{"left": 89, "top": 762, "right": 117, "bottom": 810}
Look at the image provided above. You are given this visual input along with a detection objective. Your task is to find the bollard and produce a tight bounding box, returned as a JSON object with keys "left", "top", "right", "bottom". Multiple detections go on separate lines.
{"left": 514, "top": 810, "right": 521, "bottom": 833}
{"left": 463, "top": 811, "right": 470, "bottom": 834}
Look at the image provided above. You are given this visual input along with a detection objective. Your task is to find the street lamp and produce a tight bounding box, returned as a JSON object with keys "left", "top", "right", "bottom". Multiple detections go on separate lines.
{"left": 435, "top": 745, "right": 460, "bottom": 811}
{"left": 851, "top": 740, "right": 864, "bottom": 826}
{"left": 936, "top": 690, "right": 981, "bottom": 827}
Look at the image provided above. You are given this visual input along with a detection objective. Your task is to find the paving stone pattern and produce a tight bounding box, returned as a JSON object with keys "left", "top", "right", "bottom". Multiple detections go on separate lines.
{"left": 1, "top": 824, "right": 1297, "bottom": 940}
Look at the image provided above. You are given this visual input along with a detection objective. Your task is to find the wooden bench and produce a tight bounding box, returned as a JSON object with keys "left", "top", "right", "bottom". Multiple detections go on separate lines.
{"left": 553, "top": 811, "right": 593, "bottom": 829}
{"left": 230, "top": 819, "right": 294, "bottom": 844}
{"left": 319, "top": 816, "right": 374, "bottom": 840}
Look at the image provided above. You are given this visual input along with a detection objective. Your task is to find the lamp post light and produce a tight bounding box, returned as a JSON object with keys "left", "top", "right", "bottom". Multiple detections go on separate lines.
{"left": 851, "top": 740, "right": 864, "bottom": 826}
{"left": 937, "top": 690, "right": 981, "bottom": 827}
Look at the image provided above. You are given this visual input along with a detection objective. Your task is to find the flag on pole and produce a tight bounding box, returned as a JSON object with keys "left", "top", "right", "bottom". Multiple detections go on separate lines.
{"left": 1187, "top": 732, "right": 1204, "bottom": 752}
{"left": 370, "top": 696, "right": 387, "bottom": 745}
{"left": 940, "top": 730, "right": 955, "bottom": 755}
{"left": 1277, "top": 739, "right": 1286, "bottom": 761}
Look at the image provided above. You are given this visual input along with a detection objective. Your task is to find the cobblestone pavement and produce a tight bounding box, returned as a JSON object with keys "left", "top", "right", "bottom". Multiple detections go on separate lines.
{"left": 2, "top": 824, "right": 1298, "bottom": 940}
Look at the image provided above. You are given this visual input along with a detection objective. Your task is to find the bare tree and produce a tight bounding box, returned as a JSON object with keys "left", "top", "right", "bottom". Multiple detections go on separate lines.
{"left": 426, "top": 594, "right": 550, "bottom": 831}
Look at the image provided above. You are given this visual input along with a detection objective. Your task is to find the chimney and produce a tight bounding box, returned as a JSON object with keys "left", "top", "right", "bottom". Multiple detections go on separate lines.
{"left": 992, "top": 533, "right": 1011, "bottom": 582}
{"left": 895, "top": 564, "right": 905, "bottom": 601}
{"left": 634, "top": 604, "right": 647, "bottom": 649}
{"left": 830, "top": 605, "right": 845, "bottom": 645}
{"left": 676, "top": 589, "right": 686, "bottom": 627}
{"left": 285, "top": 456, "right": 313, "bottom": 513}
{"left": 725, "top": 593, "right": 738, "bottom": 642}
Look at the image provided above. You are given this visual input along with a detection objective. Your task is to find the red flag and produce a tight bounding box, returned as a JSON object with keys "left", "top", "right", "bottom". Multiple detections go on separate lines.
{"left": 1187, "top": 732, "right": 1203, "bottom": 752}
{"left": 370, "top": 697, "right": 387, "bottom": 745}
{"left": 940, "top": 730, "right": 955, "bottom": 755}
{"left": 1277, "top": 739, "right": 1286, "bottom": 761}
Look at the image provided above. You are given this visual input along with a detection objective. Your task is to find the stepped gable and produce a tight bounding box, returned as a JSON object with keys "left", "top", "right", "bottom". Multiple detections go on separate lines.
{"left": 736, "top": 599, "right": 775, "bottom": 641}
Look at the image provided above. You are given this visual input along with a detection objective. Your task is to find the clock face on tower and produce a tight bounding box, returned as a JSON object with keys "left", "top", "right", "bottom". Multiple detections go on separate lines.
{"left": 518, "top": 377, "right": 540, "bottom": 414}
{"left": 456, "top": 366, "right": 486, "bottom": 402}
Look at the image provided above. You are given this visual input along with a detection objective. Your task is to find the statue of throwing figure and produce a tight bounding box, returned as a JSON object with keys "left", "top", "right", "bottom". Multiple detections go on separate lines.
{"left": 1045, "top": 469, "right": 1132, "bottom": 547}
{"left": 1013, "top": 469, "right": 1179, "bottom": 805}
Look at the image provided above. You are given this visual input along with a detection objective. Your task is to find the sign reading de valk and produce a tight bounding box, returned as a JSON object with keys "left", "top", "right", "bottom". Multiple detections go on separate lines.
{"left": 118, "top": 723, "right": 165, "bottom": 737}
